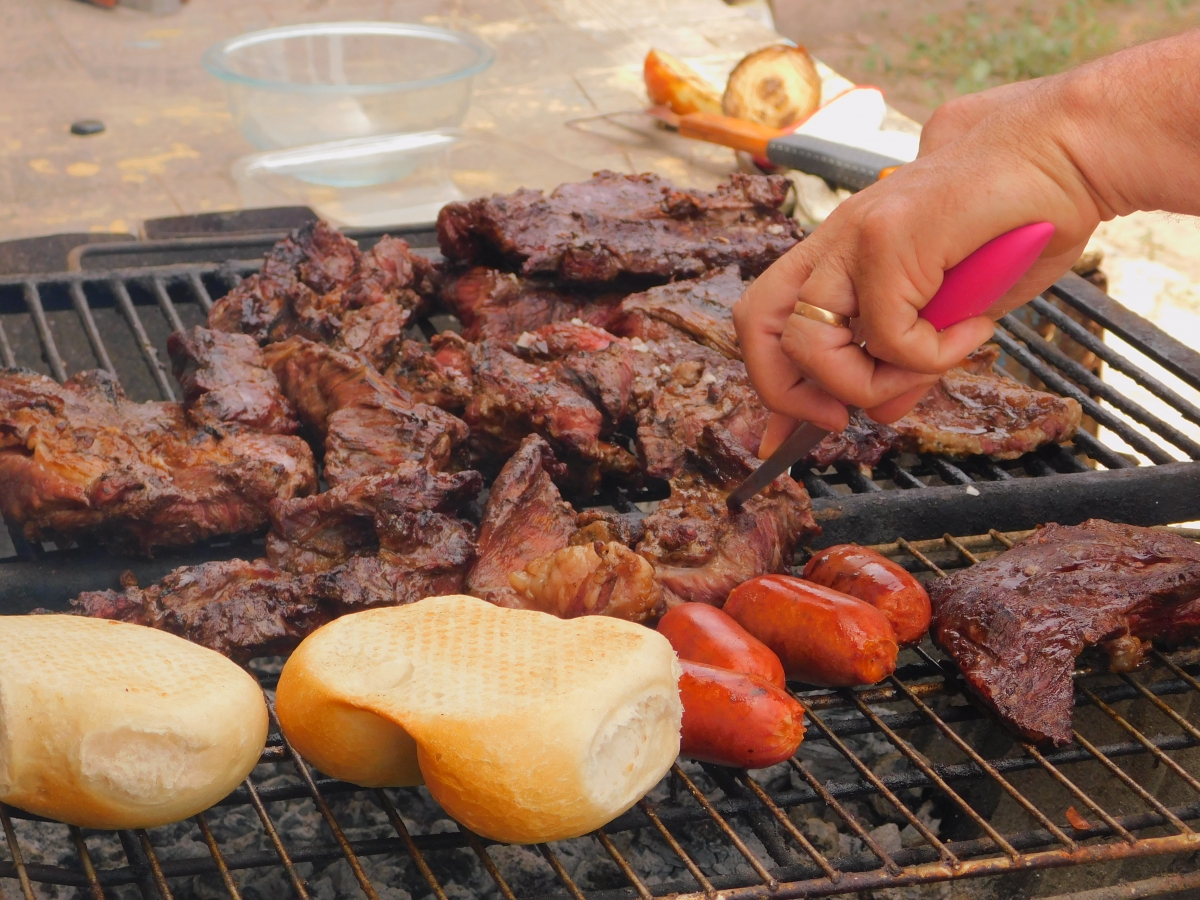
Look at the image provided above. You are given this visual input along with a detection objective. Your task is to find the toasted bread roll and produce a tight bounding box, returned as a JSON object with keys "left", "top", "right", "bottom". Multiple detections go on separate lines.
{"left": 0, "top": 615, "right": 268, "bottom": 829}
{"left": 276, "top": 595, "right": 682, "bottom": 844}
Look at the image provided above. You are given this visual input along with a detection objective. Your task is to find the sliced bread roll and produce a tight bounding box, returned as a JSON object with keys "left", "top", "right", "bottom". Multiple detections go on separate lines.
{"left": 0, "top": 615, "right": 268, "bottom": 829}
{"left": 276, "top": 595, "right": 682, "bottom": 843}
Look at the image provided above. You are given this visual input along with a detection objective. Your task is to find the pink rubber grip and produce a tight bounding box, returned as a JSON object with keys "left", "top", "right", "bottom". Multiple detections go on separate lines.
{"left": 919, "top": 222, "right": 1055, "bottom": 331}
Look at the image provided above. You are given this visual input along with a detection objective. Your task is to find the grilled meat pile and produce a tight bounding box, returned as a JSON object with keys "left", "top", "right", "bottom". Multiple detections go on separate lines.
{"left": 208, "top": 220, "right": 434, "bottom": 371}
{"left": 930, "top": 520, "right": 1200, "bottom": 745}
{"left": 0, "top": 332, "right": 315, "bottom": 555}
{"left": 0, "top": 170, "right": 1087, "bottom": 659}
{"left": 73, "top": 465, "right": 482, "bottom": 660}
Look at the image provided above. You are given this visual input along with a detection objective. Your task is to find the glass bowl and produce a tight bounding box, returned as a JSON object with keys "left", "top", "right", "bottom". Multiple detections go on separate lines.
{"left": 203, "top": 22, "right": 494, "bottom": 150}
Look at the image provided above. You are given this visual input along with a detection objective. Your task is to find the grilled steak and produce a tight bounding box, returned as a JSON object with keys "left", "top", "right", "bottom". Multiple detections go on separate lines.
{"left": 73, "top": 465, "right": 481, "bottom": 661}
{"left": 638, "top": 425, "right": 819, "bottom": 606}
{"left": 168, "top": 326, "right": 299, "bottom": 434}
{"left": 930, "top": 520, "right": 1200, "bottom": 745}
{"left": 437, "top": 171, "right": 800, "bottom": 282}
{"left": 264, "top": 336, "right": 468, "bottom": 482}
{"left": 892, "top": 346, "right": 1082, "bottom": 459}
{"left": 0, "top": 367, "right": 315, "bottom": 555}
{"left": 805, "top": 409, "right": 900, "bottom": 470}
{"left": 613, "top": 265, "right": 746, "bottom": 360}
{"left": 208, "top": 222, "right": 432, "bottom": 370}
{"left": 466, "top": 434, "right": 577, "bottom": 607}
{"left": 634, "top": 338, "right": 769, "bottom": 479}
{"left": 439, "top": 266, "right": 627, "bottom": 341}
{"left": 800, "top": 347, "right": 1081, "bottom": 469}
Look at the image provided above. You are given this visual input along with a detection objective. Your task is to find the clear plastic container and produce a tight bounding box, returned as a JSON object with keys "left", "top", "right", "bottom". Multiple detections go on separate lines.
{"left": 203, "top": 22, "right": 494, "bottom": 150}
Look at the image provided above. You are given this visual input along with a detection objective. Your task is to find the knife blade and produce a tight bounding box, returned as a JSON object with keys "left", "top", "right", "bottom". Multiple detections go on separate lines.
{"left": 726, "top": 221, "right": 1057, "bottom": 510}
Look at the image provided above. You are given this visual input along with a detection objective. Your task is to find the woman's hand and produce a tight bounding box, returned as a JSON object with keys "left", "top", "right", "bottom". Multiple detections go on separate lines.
{"left": 735, "top": 73, "right": 1104, "bottom": 451}
{"left": 738, "top": 30, "right": 1200, "bottom": 455}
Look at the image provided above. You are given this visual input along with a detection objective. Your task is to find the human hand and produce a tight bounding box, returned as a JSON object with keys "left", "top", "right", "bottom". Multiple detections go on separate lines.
{"left": 735, "top": 74, "right": 1102, "bottom": 452}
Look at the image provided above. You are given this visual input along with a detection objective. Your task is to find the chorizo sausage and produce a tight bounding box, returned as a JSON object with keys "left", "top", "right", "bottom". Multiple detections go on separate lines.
{"left": 723, "top": 574, "right": 898, "bottom": 686}
{"left": 803, "top": 545, "right": 932, "bottom": 645}
{"left": 658, "top": 603, "right": 786, "bottom": 687}
{"left": 678, "top": 660, "right": 805, "bottom": 767}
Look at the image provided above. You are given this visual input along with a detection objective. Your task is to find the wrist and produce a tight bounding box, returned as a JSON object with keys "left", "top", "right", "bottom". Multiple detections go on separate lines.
{"left": 1047, "top": 31, "right": 1200, "bottom": 217}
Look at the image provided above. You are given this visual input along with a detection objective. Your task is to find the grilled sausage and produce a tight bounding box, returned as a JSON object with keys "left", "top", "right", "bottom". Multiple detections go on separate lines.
{"left": 678, "top": 660, "right": 805, "bottom": 767}
{"left": 723, "top": 574, "right": 898, "bottom": 686}
{"left": 658, "top": 603, "right": 786, "bottom": 687}
{"left": 803, "top": 545, "right": 932, "bottom": 645}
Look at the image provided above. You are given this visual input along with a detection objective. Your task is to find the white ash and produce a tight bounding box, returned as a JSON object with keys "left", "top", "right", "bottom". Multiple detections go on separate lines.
{"left": 0, "top": 701, "right": 944, "bottom": 900}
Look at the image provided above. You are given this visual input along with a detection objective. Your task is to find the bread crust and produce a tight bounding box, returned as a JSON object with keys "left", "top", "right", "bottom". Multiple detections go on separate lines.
{"left": 0, "top": 616, "right": 268, "bottom": 829}
{"left": 276, "top": 595, "right": 682, "bottom": 843}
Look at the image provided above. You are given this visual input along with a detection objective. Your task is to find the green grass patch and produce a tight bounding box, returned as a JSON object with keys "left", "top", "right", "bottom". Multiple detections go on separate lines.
{"left": 863, "top": 0, "right": 1200, "bottom": 102}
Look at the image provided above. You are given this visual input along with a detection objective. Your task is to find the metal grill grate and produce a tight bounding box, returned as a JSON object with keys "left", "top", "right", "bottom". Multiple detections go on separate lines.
{"left": 5, "top": 231, "right": 1200, "bottom": 573}
{"left": 2, "top": 528, "right": 1200, "bottom": 900}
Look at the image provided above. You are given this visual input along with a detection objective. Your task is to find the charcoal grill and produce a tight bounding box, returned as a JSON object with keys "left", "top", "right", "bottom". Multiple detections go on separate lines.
{"left": 3, "top": 227, "right": 1200, "bottom": 899}
{"left": 2, "top": 528, "right": 1200, "bottom": 900}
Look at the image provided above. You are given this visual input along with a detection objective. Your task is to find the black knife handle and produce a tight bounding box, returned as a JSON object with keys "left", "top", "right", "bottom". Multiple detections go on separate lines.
{"left": 766, "top": 133, "right": 904, "bottom": 192}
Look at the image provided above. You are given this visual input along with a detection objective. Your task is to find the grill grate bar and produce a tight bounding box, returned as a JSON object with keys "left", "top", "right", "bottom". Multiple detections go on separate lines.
{"left": 0, "top": 804, "right": 35, "bottom": 900}
{"left": 992, "top": 326, "right": 1176, "bottom": 464}
{"left": 926, "top": 457, "right": 973, "bottom": 484}
{"left": 1030, "top": 295, "right": 1200, "bottom": 431}
{"left": 276, "top": 718, "right": 381, "bottom": 900}
{"left": 0, "top": 319, "right": 13, "bottom": 368}
{"left": 1119, "top": 673, "right": 1200, "bottom": 745}
{"left": 595, "top": 829, "right": 655, "bottom": 900}
{"left": 1079, "top": 686, "right": 1200, "bottom": 801}
{"left": 151, "top": 276, "right": 187, "bottom": 335}
{"left": 884, "top": 459, "right": 926, "bottom": 489}
{"left": 463, "top": 829, "right": 519, "bottom": 900}
{"left": 135, "top": 830, "right": 176, "bottom": 900}
{"left": 373, "top": 790, "right": 450, "bottom": 900}
{"left": 188, "top": 273, "right": 215, "bottom": 313}
{"left": 785, "top": 758, "right": 901, "bottom": 875}
{"left": 845, "top": 692, "right": 1023, "bottom": 861}
{"left": 194, "top": 813, "right": 243, "bottom": 900}
{"left": 1070, "top": 429, "right": 1135, "bottom": 469}
{"left": 739, "top": 772, "right": 841, "bottom": 881}
{"left": 538, "top": 843, "right": 589, "bottom": 900}
{"left": 1071, "top": 732, "right": 1192, "bottom": 834}
{"left": 636, "top": 798, "right": 716, "bottom": 895}
{"left": 1003, "top": 315, "right": 1200, "bottom": 459}
{"left": 671, "top": 764, "right": 778, "bottom": 889}
{"left": 242, "top": 778, "right": 312, "bottom": 900}
{"left": 834, "top": 461, "right": 883, "bottom": 493}
{"left": 896, "top": 538, "right": 946, "bottom": 577}
{"left": 22, "top": 281, "right": 66, "bottom": 382}
{"left": 802, "top": 706, "right": 957, "bottom": 865}
{"left": 888, "top": 675, "right": 1077, "bottom": 851}
{"left": 70, "top": 281, "right": 116, "bottom": 376}
{"left": 110, "top": 279, "right": 175, "bottom": 402}
{"left": 1018, "top": 742, "right": 1136, "bottom": 844}
{"left": 68, "top": 826, "right": 108, "bottom": 900}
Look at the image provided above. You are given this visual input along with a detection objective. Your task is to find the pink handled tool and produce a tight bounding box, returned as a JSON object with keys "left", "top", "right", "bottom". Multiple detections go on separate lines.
{"left": 920, "top": 221, "right": 1055, "bottom": 330}
{"left": 726, "top": 221, "right": 1055, "bottom": 509}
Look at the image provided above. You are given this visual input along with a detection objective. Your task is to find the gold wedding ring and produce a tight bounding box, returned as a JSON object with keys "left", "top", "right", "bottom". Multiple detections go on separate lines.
{"left": 792, "top": 300, "right": 851, "bottom": 329}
